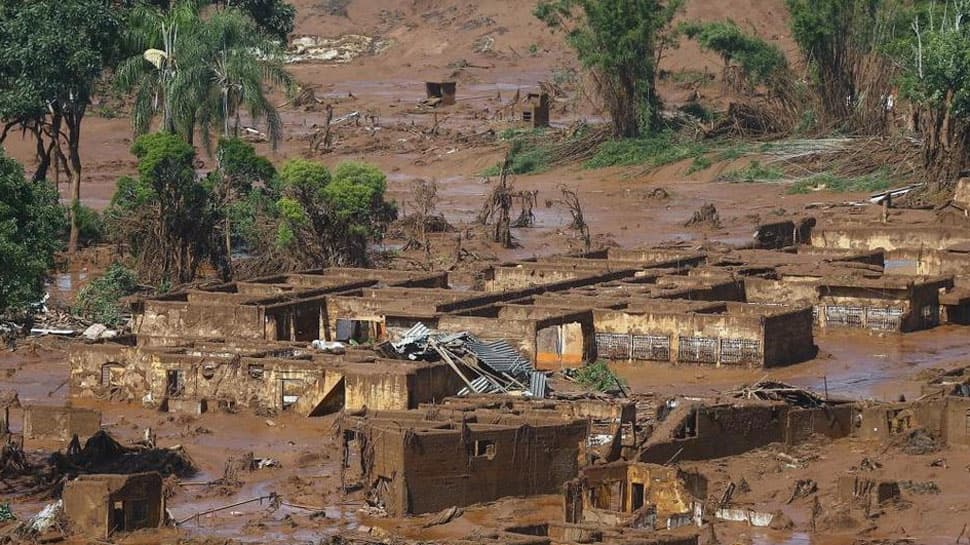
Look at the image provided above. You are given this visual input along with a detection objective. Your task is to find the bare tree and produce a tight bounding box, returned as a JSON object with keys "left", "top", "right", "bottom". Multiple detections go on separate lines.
{"left": 558, "top": 185, "right": 591, "bottom": 252}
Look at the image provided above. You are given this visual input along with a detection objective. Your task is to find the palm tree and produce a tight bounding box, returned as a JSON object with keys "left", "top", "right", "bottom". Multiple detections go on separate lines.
{"left": 116, "top": 1, "right": 292, "bottom": 151}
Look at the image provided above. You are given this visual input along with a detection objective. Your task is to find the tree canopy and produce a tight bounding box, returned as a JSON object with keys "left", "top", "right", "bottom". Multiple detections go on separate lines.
{"left": 534, "top": 0, "right": 684, "bottom": 138}
{"left": 681, "top": 20, "right": 789, "bottom": 88}
{"left": 0, "top": 0, "right": 122, "bottom": 252}
{"left": 0, "top": 151, "right": 65, "bottom": 313}
{"left": 117, "top": 2, "right": 293, "bottom": 151}
{"left": 106, "top": 133, "right": 223, "bottom": 284}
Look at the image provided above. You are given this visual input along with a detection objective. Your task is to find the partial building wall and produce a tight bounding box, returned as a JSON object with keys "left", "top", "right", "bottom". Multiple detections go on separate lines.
{"left": 23, "top": 405, "right": 102, "bottom": 444}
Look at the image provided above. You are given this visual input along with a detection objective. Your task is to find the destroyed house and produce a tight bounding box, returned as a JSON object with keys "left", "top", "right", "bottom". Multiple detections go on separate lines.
{"left": 745, "top": 273, "right": 951, "bottom": 332}
{"left": 425, "top": 81, "right": 456, "bottom": 105}
{"left": 133, "top": 268, "right": 446, "bottom": 344}
{"left": 437, "top": 304, "right": 595, "bottom": 370}
{"left": 809, "top": 224, "right": 970, "bottom": 253}
{"left": 521, "top": 91, "right": 550, "bottom": 128}
{"left": 68, "top": 341, "right": 463, "bottom": 415}
{"left": 564, "top": 462, "right": 705, "bottom": 531}
{"left": 590, "top": 302, "right": 816, "bottom": 368}
{"left": 63, "top": 472, "right": 164, "bottom": 539}
{"left": 638, "top": 390, "right": 854, "bottom": 463}
{"left": 341, "top": 407, "right": 588, "bottom": 515}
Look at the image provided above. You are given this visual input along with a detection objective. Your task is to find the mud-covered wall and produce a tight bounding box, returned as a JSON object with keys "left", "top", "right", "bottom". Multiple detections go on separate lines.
{"left": 762, "top": 308, "right": 817, "bottom": 366}
{"left": 592, "top": 309, "right": 779, "bottom": 367}
{"left": 136, "top": 301, "right": 265, "bottom": 341}
{"left": 63, "top": 473, "right": 164, "bottom": 539}
{"left": 744, "top": 278, "right": 819, "bottom": 306}
{"left": 810, "top": 226, "right": 970, "bottom": 252}
{"left": 398, "top": 421, "right": 587, "bottom": 515}
{"left": 640, "top": 404, "right": 788, "bottom": 463}
{"left": 343, "top": 364, "right": 460, "bottom": 412}
{"left": 23, "top": 405, "right": 102, "bottom": 443}
{"left": 943, "top": 396, "right": 970, "bottom": 445}
{"left": 437, "top": 315, "right": 538, "bottom": 362}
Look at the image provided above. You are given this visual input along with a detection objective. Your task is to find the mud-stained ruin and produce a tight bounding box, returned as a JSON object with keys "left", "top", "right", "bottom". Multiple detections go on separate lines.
{"left": 62, "top": 472, "right": 165, "bottom": 539}
{"left": 339, "top": 406, "right": 588, "bottom": 515}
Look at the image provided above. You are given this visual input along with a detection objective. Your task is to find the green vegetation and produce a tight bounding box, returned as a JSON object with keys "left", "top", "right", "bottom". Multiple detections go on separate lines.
{"left": 482, "top": 140, "right": 550, "bottom": 176}
{"left": 584, "top": 132, "right": 707, "bottom": 169}
{"left": 0, "top": 151, "right": 65, "bottom": 313}
{"left": 71, "top": 203, "right": 104, "bottom": 248}
{"left": 686, "top": 155, "right": 712, "bottom": 174}
{"left": 273, "top": 159, "right": 397, "bottom": 267}
{"left": 681, "top": 20, "right": 788, "bottom": 87}
{"left": 573, "top": 360, "right": 627, "bottom": 392}
{"left": 105, "top": 133, "right": 222, "bottom": 284}
{"left": 0, "top": 0, "right": 122, "bottom": 253}
{"left": 534, "top": 0, "right": 683, "bottom": 138}
{"left": 787, "top": 172, "right": 892, "bottom": 194}
{"left": 72, "top": 264, "right": 139, "bottom": 327}
{"left": 721, "top": 160, "right": 784, "bottom": 182}
{"left": 117, "top": 3, "right": 293, "bottom": 151}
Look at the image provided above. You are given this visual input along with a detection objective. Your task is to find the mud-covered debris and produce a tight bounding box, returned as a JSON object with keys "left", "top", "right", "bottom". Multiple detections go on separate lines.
{"left": 899, "top": 480, "right": 941, "bottom": 495}
{"left": 422, "top": 505, "right": 463, "bottom": 528}
{"left": 684, "top": 203, "right": 721, "bottom": 228}
{"left": 902, "top": 429, "right": 941, "bottom": 455}
{"left": 787, "top": 479, "right": 817, "bottom": 503}
{"left": 859, "top": 457, "right": 883, "bottom": 471}
{"left": 50, "top": 430, "right": 196, "bottom": 478}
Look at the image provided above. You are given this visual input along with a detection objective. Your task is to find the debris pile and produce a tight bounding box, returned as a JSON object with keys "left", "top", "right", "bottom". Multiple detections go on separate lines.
{"left": 381, "top": 323, "right": 548, "bottom": 398}
{"left": 50, "top": 430, "right": 196, "bottom": 478}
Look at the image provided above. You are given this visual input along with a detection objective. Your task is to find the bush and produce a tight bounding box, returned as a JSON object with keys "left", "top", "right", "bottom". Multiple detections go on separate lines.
{"left": 481, "top": 137, "right": 550, "bottom": 176}
{"left": 72, "top": 263, "right": 139, "bottom": 326}
{"left": 71, "top": 202, "right": 104, "bottom": 247}
{"left": 686, "top": 155, "right": 712, "bottom": 174}
{"left": 584, "top": 133, "right": 708, "bottom": 169}
{"left": 721, "top": 160, "right": 784, "bottom": 182}
{"left": 787, "top": 172, "right": 892, "bottom": 194}
{"left": 572, "top": 360, "right": 627, "bottom": 392}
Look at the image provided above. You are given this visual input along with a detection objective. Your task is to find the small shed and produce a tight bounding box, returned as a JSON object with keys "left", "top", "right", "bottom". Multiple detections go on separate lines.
{"left": 521, "top": 92, "right": 550, "bottom": 128}
{"left": 63, "top": 472, "right": 165, "bottom": 539}
{"left": 425, "top": 81, "right": 457, "bottom": 106}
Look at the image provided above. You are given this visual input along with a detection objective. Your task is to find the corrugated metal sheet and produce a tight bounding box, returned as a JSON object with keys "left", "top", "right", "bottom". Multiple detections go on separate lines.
{"left": 466, "top": 339, "right": 532, "bottom": 374}
{"left": 529, "top": 372, "right": 547, "bottom": 398}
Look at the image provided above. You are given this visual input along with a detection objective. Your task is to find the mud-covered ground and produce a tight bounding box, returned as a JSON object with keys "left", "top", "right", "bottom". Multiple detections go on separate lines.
{"left": 1, "top": 1, "right": 968, "bottom": 544}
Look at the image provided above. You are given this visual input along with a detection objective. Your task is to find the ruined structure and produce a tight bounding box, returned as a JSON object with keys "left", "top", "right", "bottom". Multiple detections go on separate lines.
{"left": 63, "top": 472, "right": 165, "bottom": 539}
{"left": 425, "top": 81, "right": 457, "bottom": 106}
{"left": 520, "top": 91, "right": 550, "bottom": 128}
{"left": 340, "top": 405, "right": 588, "bottom": 515}
{"left": 564, "top": 462, "right": 705, "bottom": 531}
{"left": 22, "top": 405, "right": 101, "bottom": 445}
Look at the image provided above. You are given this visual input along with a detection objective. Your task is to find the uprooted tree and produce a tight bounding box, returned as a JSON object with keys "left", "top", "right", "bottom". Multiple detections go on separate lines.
{"left": 534, "top": 0, "right": 684, "bottom": 138}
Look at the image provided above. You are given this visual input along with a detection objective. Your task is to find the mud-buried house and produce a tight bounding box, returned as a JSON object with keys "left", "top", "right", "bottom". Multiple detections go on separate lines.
{"left": 340, "top": 406, "right": 588, "bottom": 515}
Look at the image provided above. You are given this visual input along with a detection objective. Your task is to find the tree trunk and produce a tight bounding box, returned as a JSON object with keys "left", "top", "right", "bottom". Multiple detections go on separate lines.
{"left": 65, "top": 110, "right": 84, "bottom": 254}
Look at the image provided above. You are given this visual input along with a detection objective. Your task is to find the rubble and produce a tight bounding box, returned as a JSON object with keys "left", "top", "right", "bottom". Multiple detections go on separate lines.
{"left": 381, "top": 322, "right": 548, "bottom": 398}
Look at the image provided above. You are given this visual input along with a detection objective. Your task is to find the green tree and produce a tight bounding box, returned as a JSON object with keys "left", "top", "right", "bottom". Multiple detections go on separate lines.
{"left": 210, "top": 137, "right": 277, "bottom": 270}
{"left": 681, "top": 20, "right": 789, "bottom": 91}
{"left": 117, "top": 3, "right": 293, "bottom": 151}
{"left": 897, "top": 1, "right": 970, "bottom": 186}
{"left": 534, "top": 0, "right": 684, "bottom": 138}
{"left": 272, "top": 159, "right": 396, "bottom": 268}
{"left": 0, "top": 0, "right": 121, "bottom": 253}
{"left": 0, "top": 150, "right": 65, "bottom": 313}
{"left": 105, "top": 133, "right": 223, "bottom": 284}
{"left": 72, "top": 263, "right": 139, "bottom": 327}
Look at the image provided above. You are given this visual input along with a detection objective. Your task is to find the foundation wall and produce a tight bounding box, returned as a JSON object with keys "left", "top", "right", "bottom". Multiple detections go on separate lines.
{"left": 810, "top": 226, "right": 970, "bottom": 252}
{"left": 762, "top": 308, "right": 817, "bottom": 366}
